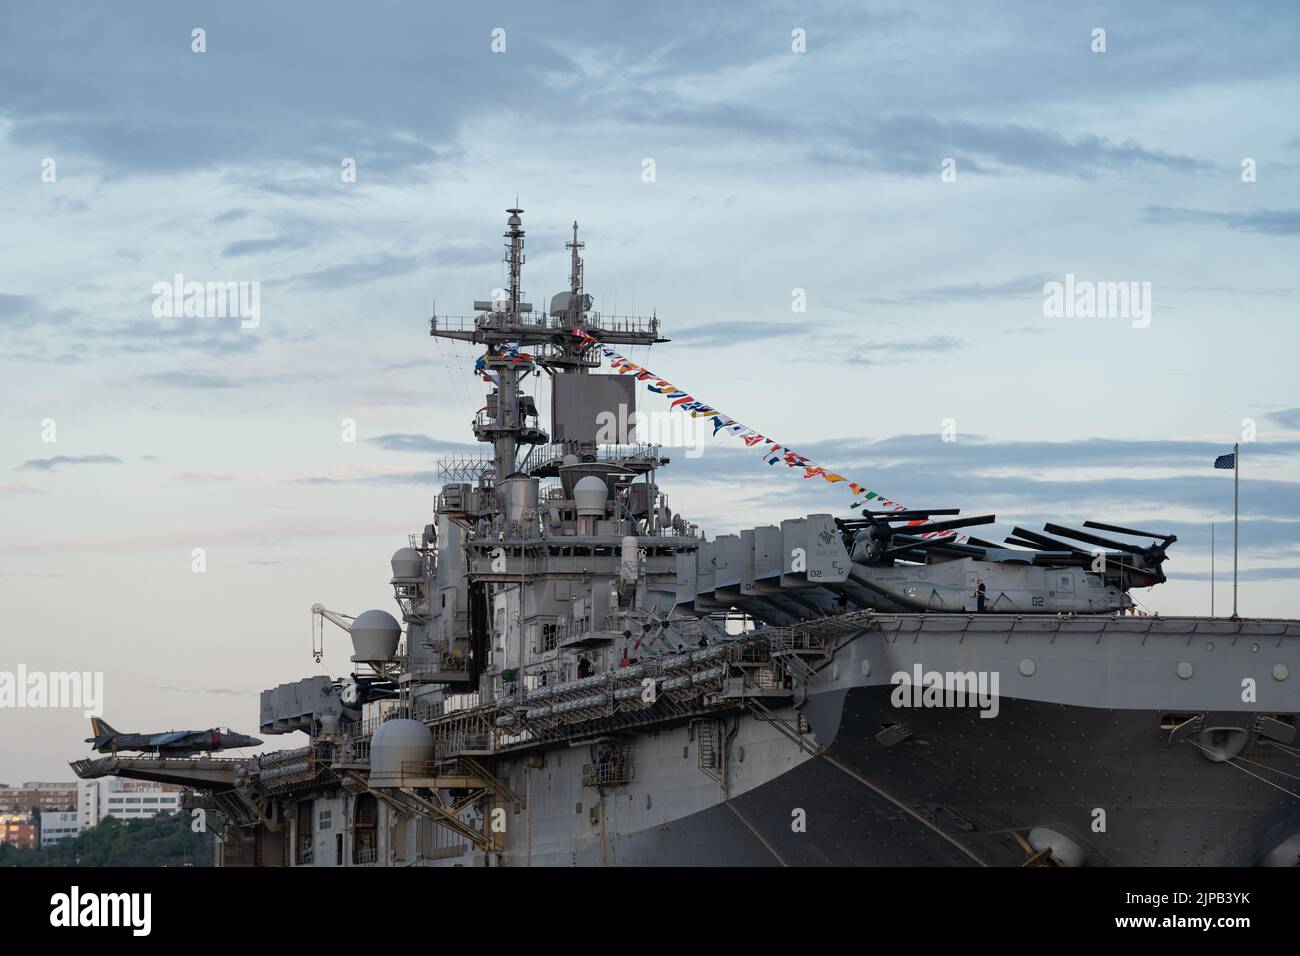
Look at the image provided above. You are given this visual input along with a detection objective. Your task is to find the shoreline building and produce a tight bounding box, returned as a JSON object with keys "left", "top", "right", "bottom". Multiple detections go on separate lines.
{"left": 78, "top": 777, "right": 184, "bottom": 828}
{"left": 39, "top": 810, "right": 81, "bottom": 846}
{"left": 0, "top": 812, "right": 37, "bottom": 849}
{"left": 0, "top": 781, "right": 78, "bottom": 815}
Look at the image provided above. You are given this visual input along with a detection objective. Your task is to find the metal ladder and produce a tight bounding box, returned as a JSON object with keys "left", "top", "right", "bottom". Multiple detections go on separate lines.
{"left": 775, "top": 650, "right": 821, "bottom": 688}
{"left": 745, "top": 698, "right": 821, "bottom": 757}
{"left": 460, "top": 756, "right": 526, "bottom": 811}
{"left": 695, "top": 719, "right": 721, "bottom": 780}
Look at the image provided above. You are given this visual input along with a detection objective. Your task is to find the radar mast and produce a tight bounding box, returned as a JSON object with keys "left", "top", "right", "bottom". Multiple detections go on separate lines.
{"left": 429, "top": 206, "right": 668, "bottom": 484}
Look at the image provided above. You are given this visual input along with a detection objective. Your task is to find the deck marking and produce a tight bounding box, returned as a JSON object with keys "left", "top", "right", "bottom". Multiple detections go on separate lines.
{"left": 820, "top": 753, "right": 988, "bottom": 867}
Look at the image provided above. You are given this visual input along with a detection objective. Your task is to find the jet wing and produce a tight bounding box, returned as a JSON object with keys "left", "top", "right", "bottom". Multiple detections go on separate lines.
{"left": 150, "top": 731, "right": 191, "bottom": 746}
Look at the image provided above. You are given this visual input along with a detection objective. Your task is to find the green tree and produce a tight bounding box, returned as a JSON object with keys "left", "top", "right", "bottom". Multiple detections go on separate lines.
{"left": 1, "top": 812, "right": 215, "bottom": 867}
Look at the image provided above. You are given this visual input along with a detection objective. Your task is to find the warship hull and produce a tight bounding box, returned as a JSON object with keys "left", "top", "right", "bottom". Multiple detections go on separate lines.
{"left": 74, "top": 610, "right": 1300, "bottom": 868}
{"left": 537, "top": 688, "right": 1298, "bottom": 867}
{"left": 467, "top": 614, "right": 1300, "bottom": 868}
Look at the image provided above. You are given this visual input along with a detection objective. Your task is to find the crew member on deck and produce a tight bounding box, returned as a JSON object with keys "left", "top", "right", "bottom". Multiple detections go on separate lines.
{"left": 976, "top": 580, "right": 987, "bottom": 612}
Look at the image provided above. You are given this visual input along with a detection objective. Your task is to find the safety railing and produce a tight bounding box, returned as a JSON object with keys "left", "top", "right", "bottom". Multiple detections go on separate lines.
{"left": 439, "top": 733, "right": 494, "bottom": 757}
{"left": 582, "top": 757, "right": 631, "bottom": 788}
{"left": 431, "top": 312, "right": 660, "bottom": 338}
{"left": 399, "top": 760, "right": 439, "bottom": 781}
{"left": 521, "top": 442, "right": 664, "bottom": 473}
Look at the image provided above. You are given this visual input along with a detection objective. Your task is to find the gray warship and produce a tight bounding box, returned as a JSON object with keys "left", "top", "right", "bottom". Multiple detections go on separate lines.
{"left": 74, "top": 208, "right": 1300, "bottom": 867}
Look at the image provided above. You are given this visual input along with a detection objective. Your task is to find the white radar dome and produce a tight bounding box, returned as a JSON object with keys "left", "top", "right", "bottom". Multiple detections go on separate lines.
{"left": 390, "top": 547, "right": 423, "bottom": 580}
{"left": 369, "top": 719, "right": 435, "bottom": 787}
{"left": 574, "top": 475, "right": 608, "bottom": 517}
{"left": 350, "top": 609, "right": 401, "bottom": 662}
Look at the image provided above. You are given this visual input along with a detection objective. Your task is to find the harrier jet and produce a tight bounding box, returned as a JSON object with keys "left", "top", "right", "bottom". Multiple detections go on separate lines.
{"left": 85, "top": 718, "right": 262, "bottom": 756}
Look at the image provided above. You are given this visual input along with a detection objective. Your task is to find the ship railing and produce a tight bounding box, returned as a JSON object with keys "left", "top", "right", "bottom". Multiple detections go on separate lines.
{"left": 395, "top": 593, "right": 432, "bottom": 625}
{"left": 439, "top": 733, "right": 494, "bottom": 758}
{"left": 257, "top": 746, "right": 313, "bottom": 769}
{"left": 751, "top": 635, "right": 823, "bottom": 687}
{"left": 520, "top": 643, "right": 727, "bottom": 701}
{"left": 402, "top": 631, "right": 817, "bottom": 756}
{"left": 430, "top": 314, "right": 546, "bottom": 335}
{"left": 586, "top": 313, "right": 661, "bottom": 337}
{"left": 410, "top": 699, "right": 449, "bottom": 723}
{"left": 764, "top": 629, "right": 829, "bottom": 655}
{"left": 521, "top": 442, "right": 665, "bottom": 474}
{"left": 473, "top": 408, "right": 544, "bottom": 431}
{"left": 581, "top": 757, "right": 631, "bottom": 789}
{"left": 430, "top": 312, "right": 588, "bottom": 335}
{"left": 740, "top": 665, "right": 785, "bottom": 691}
{"left": 786, "top": 609, "right": 878, "bottom": 642}
{"left": 354, "top": 713, "right": 406, "bottom": 739}
{"left": 432, "top": 311, "right": 659, "bottom": 333}
{"left": 733, "top": 640, "right": 774, "bottom": 665}
{"left": 398, "top": 760, "right": 440, "bottom": 782}
{"left": 353, "top": 847, "right": 378, "bottom": 865}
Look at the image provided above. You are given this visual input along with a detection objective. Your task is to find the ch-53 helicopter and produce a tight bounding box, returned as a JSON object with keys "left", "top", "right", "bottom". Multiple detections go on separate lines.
{"left": 837, "top": 509, "right": 1176, "bottom": 614}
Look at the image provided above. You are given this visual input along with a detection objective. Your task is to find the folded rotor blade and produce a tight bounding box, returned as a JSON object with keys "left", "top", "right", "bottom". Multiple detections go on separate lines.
{"left": 1043, "top": 522, "right": 1147, "bottom": 556}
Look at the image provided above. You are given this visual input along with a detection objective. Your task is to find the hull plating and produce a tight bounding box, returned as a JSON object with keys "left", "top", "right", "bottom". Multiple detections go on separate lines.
{"left": 518, "top": 686, "right": 1299, "bottom": 867}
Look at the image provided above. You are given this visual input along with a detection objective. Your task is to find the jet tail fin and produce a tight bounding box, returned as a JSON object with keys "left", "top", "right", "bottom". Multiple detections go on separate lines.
{"left": 86, "top": 717, "right": 118, "bottom": 744}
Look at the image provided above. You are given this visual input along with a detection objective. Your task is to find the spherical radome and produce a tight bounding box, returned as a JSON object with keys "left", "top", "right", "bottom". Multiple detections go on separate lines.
{"left": 574, "top": 475, "right": 607, "bottom": 516}
{"left": 390, "top": 547, "right": 423, "bottom": 580}
{"left": 369, "top": 719, "right": 435, "bottom": 787}
{"left": 350, "top": 608, "right": 401, "bottom": 662}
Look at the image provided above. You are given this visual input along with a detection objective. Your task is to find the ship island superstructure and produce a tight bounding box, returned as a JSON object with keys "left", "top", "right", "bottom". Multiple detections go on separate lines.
{"left": 74, "top": 209, "right": 1300, "bottom": 868}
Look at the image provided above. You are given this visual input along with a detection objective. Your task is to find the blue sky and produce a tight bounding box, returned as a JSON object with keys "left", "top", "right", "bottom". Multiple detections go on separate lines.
{"left": 1, "top": 1, "right": 1297, "bottom": 780}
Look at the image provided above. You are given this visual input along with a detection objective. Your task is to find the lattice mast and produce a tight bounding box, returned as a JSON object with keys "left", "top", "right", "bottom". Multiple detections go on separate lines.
{"left": 429, "top": 207, "right": 667, "bottom": 481}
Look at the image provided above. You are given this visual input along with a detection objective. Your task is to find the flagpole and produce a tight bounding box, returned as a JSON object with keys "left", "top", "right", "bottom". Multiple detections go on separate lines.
{"left": 1210, "top": 522, "right": 1215, "bottom": 617}
{"left": 1233, "top": 441, "right": 1239, "bottom": 619}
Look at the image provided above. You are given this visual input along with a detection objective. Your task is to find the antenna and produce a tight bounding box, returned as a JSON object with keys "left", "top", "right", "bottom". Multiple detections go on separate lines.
{"left": 428, "top": 204, "right": 666, "bottom": 478}
{"left": 504, "top": 207, "right": 525, "bottom": 316}
{"left": 567, "top": 221, "right": 585, "bottom": 299}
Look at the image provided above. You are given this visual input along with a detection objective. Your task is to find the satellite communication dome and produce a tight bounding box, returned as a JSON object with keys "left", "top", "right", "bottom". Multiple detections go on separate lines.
{"left": 350, "top": 609, "right": 401, "bottom": 662}
{"left": 390, "top": 547, "right": 423, "bottom": 580}
{"left": 369, "top": 719, "right": 435, "bottom": 787}
{"left": 574, "top": 475, "right": 607, "bottom": 517}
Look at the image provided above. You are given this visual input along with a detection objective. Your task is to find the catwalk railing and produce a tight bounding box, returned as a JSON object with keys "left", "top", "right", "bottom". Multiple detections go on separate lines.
{"left": 335, "top": 616, "right": 848, "bottom": 767}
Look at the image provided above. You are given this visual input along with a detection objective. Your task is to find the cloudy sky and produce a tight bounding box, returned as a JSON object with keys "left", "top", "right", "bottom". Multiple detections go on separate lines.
{"left": 1, "top": 1, "right": 1297, "bottom": 781}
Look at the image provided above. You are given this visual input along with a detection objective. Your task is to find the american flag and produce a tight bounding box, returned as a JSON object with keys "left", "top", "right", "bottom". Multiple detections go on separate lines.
{"left": 1214, "top": 452, "right": 1236, "bottom": 469}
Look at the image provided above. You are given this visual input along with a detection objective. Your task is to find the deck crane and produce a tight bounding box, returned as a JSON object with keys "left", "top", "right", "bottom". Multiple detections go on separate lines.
{"left": 311, "top": 603, "right": 355, "bottom": 663}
